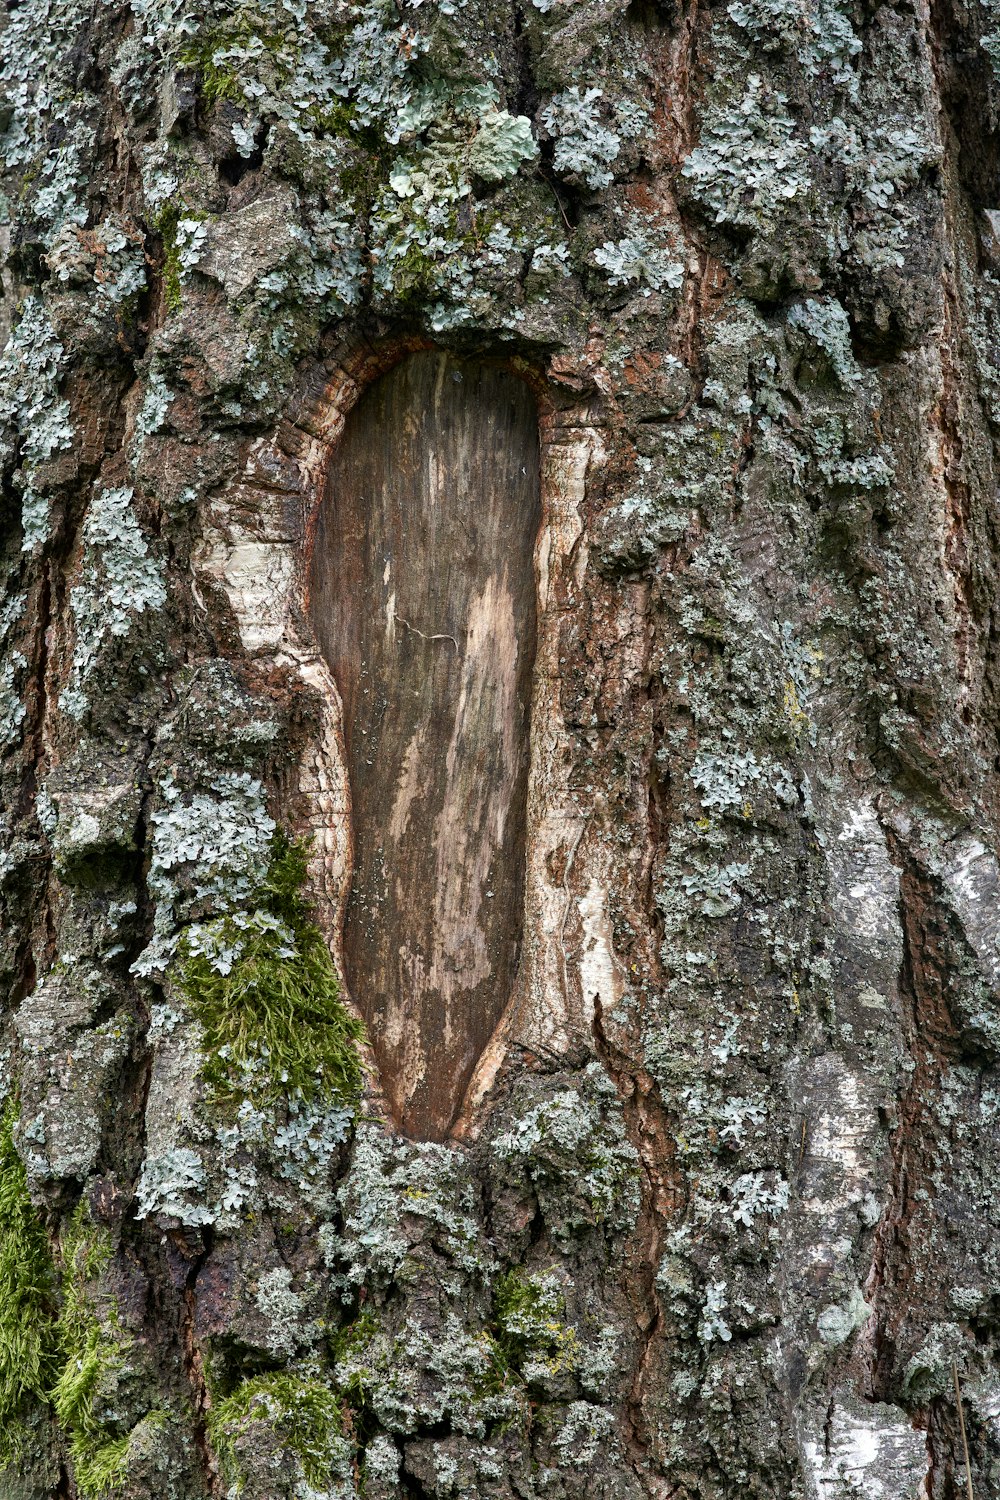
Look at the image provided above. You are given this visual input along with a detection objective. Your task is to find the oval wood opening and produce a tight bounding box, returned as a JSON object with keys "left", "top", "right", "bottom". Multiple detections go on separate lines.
{"left": 309, "top": 351, "right": 541, "bottom": 1140}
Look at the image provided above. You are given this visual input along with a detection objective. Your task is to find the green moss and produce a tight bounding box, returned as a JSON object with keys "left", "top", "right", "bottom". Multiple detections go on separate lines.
{"left": 493, "top": 1269, "right": 580, "bottom": 1378}
{"left": 178, "top": 20, "right": 289, "bottom": 106}
{"left": 71, "top": 1435, "right": 131, "bottom": 1498}
{"left": 178, "top": 833, "right": 365, "bottom": 1107}
{"left": 330, "top": 1308, "right": 378, "bottom": 1367}
{"left": 0, "top": 1115, "right": 131, "bottom": 1491}
{"left": 471, "top": 1330, "right": 511, "bottom": 1399}
{"left": 0, "top": 1099, "right": 58, "bottom": 1459}
{"left": 385, "top": 233, "right": 442, "bottom": 307}
{"left": 53, "top": 1205, "right": 130, "bottom": 1499}
{"left": 154, "top": 203, "right": 183, "bottom": 314}
{"left": 190, "top": 51, "right": 245, "bottom": 105}
{"left": 177, "top": 14, "right": 327, "bottom": 122}
{"left": 207, "top": 1371, "right": 347, "bottom": 1491}
{"left": 328, "top": 1308, "right": 382, "bottom": 1441}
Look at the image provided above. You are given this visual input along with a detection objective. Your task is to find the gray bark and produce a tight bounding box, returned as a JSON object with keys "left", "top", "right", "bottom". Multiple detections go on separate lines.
{"left": 1, "top": 0, "right": 999, "bottom": 1497}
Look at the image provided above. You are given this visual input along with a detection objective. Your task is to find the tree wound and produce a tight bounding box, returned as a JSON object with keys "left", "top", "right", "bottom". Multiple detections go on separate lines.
{"left": 309, "top": 352, "right": 540, "bottom": 1140}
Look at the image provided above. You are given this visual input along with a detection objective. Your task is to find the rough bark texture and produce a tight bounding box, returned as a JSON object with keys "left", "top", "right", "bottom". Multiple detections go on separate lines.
{"left": 4, "top": 0, "right": 1000, "bottom": 1498}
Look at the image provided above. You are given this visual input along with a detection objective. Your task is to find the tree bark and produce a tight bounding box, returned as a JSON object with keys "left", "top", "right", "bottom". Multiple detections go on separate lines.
{"left": 310, "top": 351, "right": 539, "bottom": 1142}
{"left": 2, "top": 1, "right": 1000, "bottom": 1498}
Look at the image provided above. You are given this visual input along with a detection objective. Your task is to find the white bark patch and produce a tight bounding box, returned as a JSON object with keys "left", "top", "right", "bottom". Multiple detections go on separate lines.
{"left": 578, "top": 877, "right": 622, "bottom": 1025}
{"left": 473, "top": 416, "right": 612, "bottom": 1090}
{"left": 199, "top": 538, "right": 297, "bottom": 653}
{"left": 518, "top": 423, "right": 620, "bottom": 1051}
{"left": 780, "top": 1050, "right": 883, "bottom": 1385}
{"left": 831, "top": 799, "right": 901, "bottom": 951}
{"left": 801, "top": 1063, "right": 868, "bottom": 1204}
{"left": 193, "top": 458, "right": 353, "bottom": 948}
{"left": 940, "top": 831, "right": 1000, "bottom": 991}
{"left": 801, "top": 1398, "right": 928, "bottom": 1499}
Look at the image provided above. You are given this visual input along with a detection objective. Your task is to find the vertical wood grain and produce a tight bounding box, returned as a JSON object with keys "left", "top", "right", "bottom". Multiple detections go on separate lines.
{"left": 309, "top": 352, "right": 540, "bottom": 1140}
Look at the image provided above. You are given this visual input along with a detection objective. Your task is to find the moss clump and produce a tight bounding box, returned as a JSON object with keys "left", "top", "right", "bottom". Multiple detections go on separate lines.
{"left": 153, "top": 203, "right": 183, "bottom": 313}
{"left": 0, "top": 1111, "right": 140, "bottom": 1492}
{"left": 71, "top": 1434, "right": 131, "bottom": 1499}
{"left": 493, "top": 1269, "right": 580, "bottom": 1378}
{"left": 207, "top": 1371, "right": 347, "bottom": 1490}
{"left": 178, "top": 18, "right": 293, "bottom": 107}
{"left": 0, "top": 1099, "right": 58, "bottom": 1458}
{"left": 52, "top": 1205, "right": 130, "bottom": 1498}
{"left": 185, "top": 46, "right": 245, "bottom": 105}
{"left": 179, "top": 833, "right": 365, "bottom": 1108}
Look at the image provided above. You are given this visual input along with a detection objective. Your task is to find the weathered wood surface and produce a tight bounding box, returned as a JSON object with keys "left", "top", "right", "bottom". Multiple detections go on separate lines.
{"left": 309, "top": 352, "right": 540, "bottom": 1140}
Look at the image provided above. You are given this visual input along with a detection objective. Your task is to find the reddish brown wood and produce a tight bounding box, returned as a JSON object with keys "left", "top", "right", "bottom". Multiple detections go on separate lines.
{"left": 309, "top": 352, "right": 540, "bottom": 1140}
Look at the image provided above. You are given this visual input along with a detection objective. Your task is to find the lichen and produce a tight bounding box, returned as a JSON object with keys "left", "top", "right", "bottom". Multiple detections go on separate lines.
{"left": 541, "top": 87, "right": 621, "bottom": 190}
{"left": 726, "top": 0, "right": 861, "bottom": 90}
{"left": 59, "top": 485, "right": 167, "bottom": 722}
{"left": 134, "top": 767, "right": 276, "bottom": 978}
{"left": 492, "top": 1268, "right": 582, "bottom": 1388}
{"left": 491, "top": 1066, "right": 640, "bottom": 1240}
{"left": 134, "top": 1145, "right": 211, "bottom": 1227}
{"left": 0, "top": 0, "right": 96, "bottom": 245}
{"left": 592, "top": 223, "right": 685, "bottom": 297}
{"left": 0, "top": 296, "right": 74, "bottom": 552}
{"left": 681, "top": 69, "right": 811, "bottom": 232}
{"left": 328, "top": 1126, "right": 486, "bottom": 1294}
{"left": 331, "top": 1311, "right": 517, "bottom": 1440}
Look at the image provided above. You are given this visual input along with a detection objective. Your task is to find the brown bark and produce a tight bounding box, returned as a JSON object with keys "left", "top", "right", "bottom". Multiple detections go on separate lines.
{"left": 310, "top": 352, "right": 539, "bottom": 1140}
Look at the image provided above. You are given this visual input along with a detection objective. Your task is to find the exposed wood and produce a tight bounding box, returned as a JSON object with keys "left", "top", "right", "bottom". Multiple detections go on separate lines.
{"left": 309, "top": 352, "right": 540, "bottom": 1140}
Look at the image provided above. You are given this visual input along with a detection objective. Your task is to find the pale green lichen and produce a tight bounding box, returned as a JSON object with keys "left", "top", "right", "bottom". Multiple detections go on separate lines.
{"left": 788, "top": 296, "right": 861, "bottom": 387}
{"left": 328, "top": 1127, "right": 487, "bottom": 1296}
{"left": 541, "top": 87, "right": 621, "bottom": 190}
{"left": 682, "top": 71, "right": 811, "bottom": 231}
{"left": 331, "top": 1311, "right": 516, "bottom": 1438}
{"left": 134, "top": 768, "right": 275, "bottom": 978}
{"left": 0, "top": 297, "right": 74, "bottom": 552}
{"left": 697, "top": 1281, "right": 733, "bottom": 1345}
{"left": 982, "top": 0, "right": 1000, "bottom": 77}
{"left": 551, "top": 1400, "right": 615, "bottom": 1467}
{"left": 492, "top": 1268, "right": 584, "bottom": 1390}
{"left": 492, "top": 1066, "right": 640, "bottom": 1239}
{"left": 726, "top": 0, "right": 861, "bottom": 92}
{"left": 58, "top": 486, "right": 167, "bottom": 722}
{"left": 0, "top": 0, "right": 95, "bottom": 243}
{"left": 133, "top": 1145, "right": 211, "bottom": 1227}
{"left": 592, "top": 226, "right": 685, "bottom": 296}
{"left": 46, "top": 217, "right": 148, "bottom": 311}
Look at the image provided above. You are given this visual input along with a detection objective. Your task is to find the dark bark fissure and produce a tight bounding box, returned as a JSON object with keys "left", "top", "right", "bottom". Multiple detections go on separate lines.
{"left": 309, "top": 351, "right": 541, "bottom": 1141}
{"left": 871, "top": 833, "right": 980, "bottom": 1495}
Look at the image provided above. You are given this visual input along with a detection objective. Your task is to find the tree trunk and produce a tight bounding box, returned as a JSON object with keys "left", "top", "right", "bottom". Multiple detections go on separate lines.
{"left": 2, "top": 1, "right": 1000, "bottom": 1497}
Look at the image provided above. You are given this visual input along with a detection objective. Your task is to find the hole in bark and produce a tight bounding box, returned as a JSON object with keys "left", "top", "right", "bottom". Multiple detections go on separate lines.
{"left": 309, "top": 351, "right": 541, "bottom": 1141}
{"left": 218, "top": 146, "right": 264, "bottom": 186}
